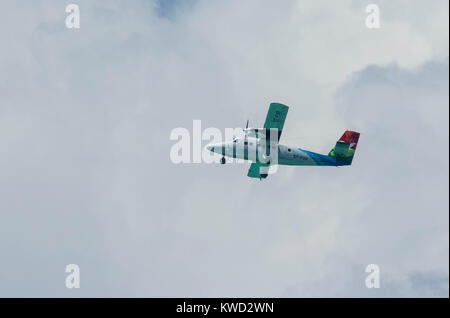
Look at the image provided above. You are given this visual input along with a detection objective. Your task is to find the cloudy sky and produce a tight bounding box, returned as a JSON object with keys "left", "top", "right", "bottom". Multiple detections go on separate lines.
{"left": 0, "top": 0, "right": 448, "bottom": 297}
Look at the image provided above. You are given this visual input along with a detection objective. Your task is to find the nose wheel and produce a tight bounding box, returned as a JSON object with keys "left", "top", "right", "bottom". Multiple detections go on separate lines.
{"left": 220, "top": 156, "right": 226, "bottom": 164}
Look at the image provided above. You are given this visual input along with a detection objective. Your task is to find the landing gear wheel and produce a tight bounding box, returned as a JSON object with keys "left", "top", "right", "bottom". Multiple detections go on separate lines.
{"left": 220, "top": 157, "right": 226, "bottom": 164}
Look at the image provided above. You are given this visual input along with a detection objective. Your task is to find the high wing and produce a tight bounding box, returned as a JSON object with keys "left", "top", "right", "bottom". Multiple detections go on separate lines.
{"left": 247, "top": 103, "right": 289, "bottom": 179}
{"left": 247, "top": 162, "right": 269, "bottom": 180}
{"left": 263, "top": 103, "right": 289, "bottom": 141}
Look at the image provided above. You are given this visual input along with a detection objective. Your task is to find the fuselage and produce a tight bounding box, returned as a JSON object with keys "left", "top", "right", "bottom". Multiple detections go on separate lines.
{"left": 206, "top": 137, "right": 346, "bottom": 166}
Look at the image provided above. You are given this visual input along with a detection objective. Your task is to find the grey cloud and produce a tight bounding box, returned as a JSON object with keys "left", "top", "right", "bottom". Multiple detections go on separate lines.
{"left": 408, "top": 271, "right": 449, "bottom": 297}
{"left": 0, "top": 0, "right": 448, "bottom": 297}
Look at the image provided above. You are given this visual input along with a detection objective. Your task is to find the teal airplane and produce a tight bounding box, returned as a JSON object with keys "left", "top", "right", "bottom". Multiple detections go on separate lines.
{"left": 206, "top": 103, "right": 360, "bottom": 180}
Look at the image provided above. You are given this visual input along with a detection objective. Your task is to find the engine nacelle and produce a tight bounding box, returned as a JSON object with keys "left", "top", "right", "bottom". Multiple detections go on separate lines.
{"left": 259, "top": 153, "right": 271, "bottom": 164}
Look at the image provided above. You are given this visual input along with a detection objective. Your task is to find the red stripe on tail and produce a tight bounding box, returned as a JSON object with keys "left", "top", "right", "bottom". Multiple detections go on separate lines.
{"left": 339, "top": 130, "right": 360, "bottom": 149}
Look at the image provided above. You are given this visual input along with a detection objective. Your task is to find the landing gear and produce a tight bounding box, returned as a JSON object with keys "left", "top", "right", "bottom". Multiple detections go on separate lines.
{"left": 220, "top": 156, "right": 226, "bottom": 164}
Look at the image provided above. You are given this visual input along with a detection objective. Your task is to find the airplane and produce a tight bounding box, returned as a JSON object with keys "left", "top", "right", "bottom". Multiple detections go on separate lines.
{"left": 206, "top": 103, "right": 360, "bottom": 180}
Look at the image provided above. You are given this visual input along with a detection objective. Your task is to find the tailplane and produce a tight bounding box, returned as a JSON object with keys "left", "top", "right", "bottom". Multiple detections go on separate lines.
{"left": 328, "top": 130, "right": 360, "bottom": 165}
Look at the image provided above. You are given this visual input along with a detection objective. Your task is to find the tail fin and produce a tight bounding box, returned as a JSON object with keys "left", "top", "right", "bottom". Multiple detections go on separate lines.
{"left": 328, "top": 130, "right": 360, "bottom": 165}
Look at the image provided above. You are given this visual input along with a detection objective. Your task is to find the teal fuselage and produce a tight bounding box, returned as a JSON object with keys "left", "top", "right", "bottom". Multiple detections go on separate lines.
{"left": 207, "top": 137, "right": 352, "bottom": 167}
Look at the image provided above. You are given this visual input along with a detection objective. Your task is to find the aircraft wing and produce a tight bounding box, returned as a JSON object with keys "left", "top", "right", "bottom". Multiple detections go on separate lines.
{"left": 263, "top": 103, "right": 289, "bottom": 141}
{"left": 247, "top": 162, "right": 269, "bottom": 179}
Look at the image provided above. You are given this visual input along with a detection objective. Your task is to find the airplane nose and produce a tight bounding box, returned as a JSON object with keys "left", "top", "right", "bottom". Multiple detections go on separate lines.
{"left": 206, "top": 144, "right": 214, "bottom": 152}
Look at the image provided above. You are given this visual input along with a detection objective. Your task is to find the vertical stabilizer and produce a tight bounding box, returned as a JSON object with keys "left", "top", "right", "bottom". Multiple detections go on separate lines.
{"left": 328, "top": 130, "right": 360, "bottom": 165}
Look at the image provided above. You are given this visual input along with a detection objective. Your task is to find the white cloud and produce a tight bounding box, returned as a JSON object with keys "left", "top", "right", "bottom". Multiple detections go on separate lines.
{"left": 0, "top": 0, "right": 448, "bottom": 296}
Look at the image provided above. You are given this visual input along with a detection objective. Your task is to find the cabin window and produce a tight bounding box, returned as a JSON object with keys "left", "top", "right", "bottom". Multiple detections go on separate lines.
{"left": 288, "top": 148, "right": 291, "bottom": 152}
{"left": 244, "top": 141, "right": 248, "bottom": 145}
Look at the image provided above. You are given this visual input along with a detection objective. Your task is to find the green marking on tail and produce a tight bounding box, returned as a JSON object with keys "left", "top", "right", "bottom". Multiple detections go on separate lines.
{"left": 328, "top": 130, "right": 360, "bottom": 165}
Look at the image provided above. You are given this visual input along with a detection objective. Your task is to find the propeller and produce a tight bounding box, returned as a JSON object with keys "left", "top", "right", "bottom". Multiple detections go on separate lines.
{"left": 243, "top": 119, "right": 250, "bottom": 137}
{"left": 242, "top": 119, "right": 264, "bottom": 138}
